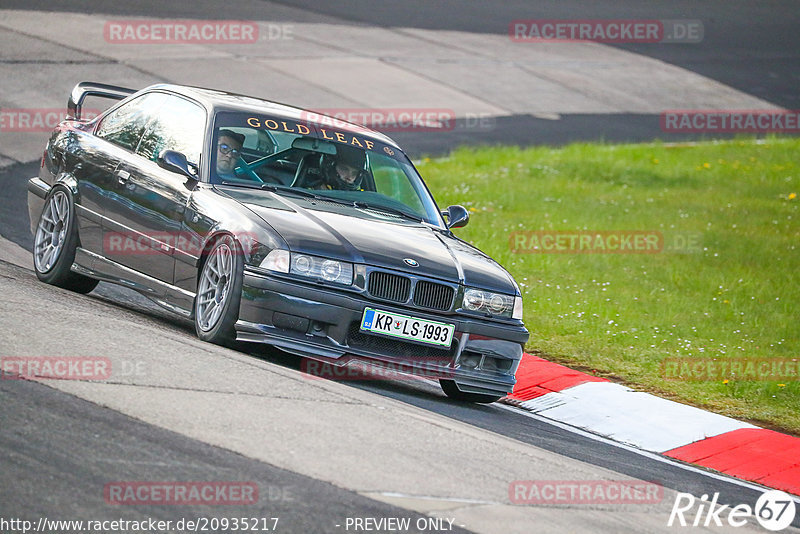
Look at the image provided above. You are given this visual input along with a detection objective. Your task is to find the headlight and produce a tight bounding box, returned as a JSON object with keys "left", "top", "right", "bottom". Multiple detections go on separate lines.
{"left": 260, "top": 251, "right": 354, "bottom": 285}
{"left": 293, "top": 255, "right": 311, "bottom": 274}
{"left": 291, "top": 254, "right": 353, "bottom": 285}
{"left": 461, "top": 288, "right": 519, "bottom": 319}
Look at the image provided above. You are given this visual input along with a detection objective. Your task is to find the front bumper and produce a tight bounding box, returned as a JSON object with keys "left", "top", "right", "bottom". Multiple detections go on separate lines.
{"left": 236, "top": 268, "right": 529, "bottom": 397}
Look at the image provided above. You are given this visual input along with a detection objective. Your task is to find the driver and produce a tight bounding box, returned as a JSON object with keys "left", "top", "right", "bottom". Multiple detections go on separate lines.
{"left": 319, "top": 145, "right": 366, "bottom": 191}
{"left": 215, "top": 129, "right": 245, "bottom": 181}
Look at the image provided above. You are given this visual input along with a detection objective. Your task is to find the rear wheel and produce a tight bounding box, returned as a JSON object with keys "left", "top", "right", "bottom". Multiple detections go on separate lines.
{"left": 33, "top": 187, "right": 98, "bottom": 294}
{"left": 194, "top": 235, "right": 244, "bottom": 346}
{"left": 439, "top": 379, "right": 503, "bottom": 404}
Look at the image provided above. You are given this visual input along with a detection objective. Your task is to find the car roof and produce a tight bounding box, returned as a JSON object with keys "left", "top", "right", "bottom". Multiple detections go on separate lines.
{"left": 143, "top": 83, "right": 402, "bottom": 150}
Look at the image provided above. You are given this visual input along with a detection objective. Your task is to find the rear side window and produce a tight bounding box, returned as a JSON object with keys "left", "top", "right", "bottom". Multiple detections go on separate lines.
{"left": 136, "top": 95, "right": 206, "bottom": 168}
{"left": 96, "top": 93, "right": 167, "bottom": 151}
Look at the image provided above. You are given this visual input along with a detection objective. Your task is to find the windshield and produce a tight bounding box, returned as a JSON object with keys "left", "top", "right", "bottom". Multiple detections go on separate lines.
{"left": 211, "top": 111, "right": 443, "bottom": 226}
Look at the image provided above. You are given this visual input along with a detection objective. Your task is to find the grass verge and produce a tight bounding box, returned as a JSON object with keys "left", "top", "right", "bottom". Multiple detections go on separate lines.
{"left": 419, "top": 137, "right": 799, "bottom": 434}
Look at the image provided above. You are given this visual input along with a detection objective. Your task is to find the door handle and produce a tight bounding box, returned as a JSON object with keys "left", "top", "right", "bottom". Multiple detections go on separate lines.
{"left": 115, "top": 170, "right": 130, "bottom": 185}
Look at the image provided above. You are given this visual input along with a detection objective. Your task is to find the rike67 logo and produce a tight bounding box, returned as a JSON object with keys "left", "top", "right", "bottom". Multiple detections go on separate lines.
{"left": 668, "top": 490, "right": 797, "bottom": 531}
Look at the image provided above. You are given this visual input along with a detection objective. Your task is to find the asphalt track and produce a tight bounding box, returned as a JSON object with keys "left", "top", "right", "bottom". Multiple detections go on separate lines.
{"left": 6, "top": 0, "right": 799, "bottom": 109}
{"left": 275, "top": 0, "right": 800, "bottom": 152}
{"left": 1, "top": 2, "right": 799, "bottom": 533}
{"left": 268, "top": 0, "right": 800, "bottom": 108}
{"left": 2, "top": 165, "right": 798, "bottom": 532}
{"left": 1, "top": 0, "right": 798, "bottom": 154}
{"left": 1, "top": 376, "right": 469, "bottom": 534}
{"left": 2, "top": 257, "right": 797, "bottom": 532}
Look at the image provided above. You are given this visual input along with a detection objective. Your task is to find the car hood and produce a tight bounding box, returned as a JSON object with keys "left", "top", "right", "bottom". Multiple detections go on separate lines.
{"left": 227, "top": 191, "right": 517, "bottom": 294}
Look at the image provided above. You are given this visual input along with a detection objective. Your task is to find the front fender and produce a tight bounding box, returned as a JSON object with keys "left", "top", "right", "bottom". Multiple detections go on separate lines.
{"left": 27, "top": 174, "right": 79, "bottom": 231}
{"left": 27, "top": 177, "right": 51, "bottom": 235}
{"left": 198, "top": 224, "right": 282, "bottom": 270}
{"left": 174, "top": 186, "right": 289, "bottom": 294}
{"left": 54, "top": 171, "right": 79, "bottom": 194}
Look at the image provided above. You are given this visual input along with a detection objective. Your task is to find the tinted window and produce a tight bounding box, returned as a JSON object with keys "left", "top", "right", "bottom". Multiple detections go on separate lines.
{"left": 96, "top": 93, "right": 167, "bottom": 151}
{"left": 370, "top": 152, "right": 427, "bottom": 215}
{"left": 136, "top": 95, "right": 206, "bottom": 168}
{"left": 211, "top": 112, "right": 444, "bottom": 226}
{"left": 220, "top": 126, "right": 277, "bottom": 154}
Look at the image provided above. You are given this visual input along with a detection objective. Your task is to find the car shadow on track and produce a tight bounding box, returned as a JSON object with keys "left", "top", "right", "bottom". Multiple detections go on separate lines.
{"left": 246, "top": 342, "right": 500, "bottom": 412}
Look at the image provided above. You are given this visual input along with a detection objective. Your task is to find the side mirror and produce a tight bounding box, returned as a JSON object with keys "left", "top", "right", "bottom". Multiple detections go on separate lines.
{"left": 442, "top": 205, "right": 469, "bottom": 229}
{"left": 157, "top": 150, "right": 197, "bottom": 180}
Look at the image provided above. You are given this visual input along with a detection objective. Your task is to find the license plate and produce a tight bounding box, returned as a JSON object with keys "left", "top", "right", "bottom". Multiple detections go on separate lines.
{"left": 360, "top": 308, "right": 455, "bottom": 347}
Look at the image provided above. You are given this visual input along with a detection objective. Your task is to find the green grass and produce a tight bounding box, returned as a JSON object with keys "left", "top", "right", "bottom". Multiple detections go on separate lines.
{"left": 417, "top": 137, "right": 800, "bottom": 434}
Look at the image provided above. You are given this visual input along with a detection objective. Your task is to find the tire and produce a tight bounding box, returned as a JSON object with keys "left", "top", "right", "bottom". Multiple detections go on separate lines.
{"left": 32, "top": 186, "right": 99, "bottom": 294}
{"left": 194, "top": 234, "right": 244, "bottom": 346}
{"left": 439, "top": 379, "right": 503, "bottom": 404}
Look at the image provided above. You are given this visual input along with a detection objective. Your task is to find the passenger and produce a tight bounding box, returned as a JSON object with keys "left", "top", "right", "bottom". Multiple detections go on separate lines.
{"left": 318, "top": 145, "right": 366, "bottom": 191}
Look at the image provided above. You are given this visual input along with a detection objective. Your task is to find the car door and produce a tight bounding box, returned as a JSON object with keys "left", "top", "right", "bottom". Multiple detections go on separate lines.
{"left": 102, "top": 93, "right": 206, "bottom": 284}
{"left": 73, "top": 93, "right": 164, "bottom": 256}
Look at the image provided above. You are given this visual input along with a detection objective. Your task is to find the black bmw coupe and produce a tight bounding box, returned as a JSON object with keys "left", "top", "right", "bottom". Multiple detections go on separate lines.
{"left": 28, "top": 82, "right": 529, "bottom": 403}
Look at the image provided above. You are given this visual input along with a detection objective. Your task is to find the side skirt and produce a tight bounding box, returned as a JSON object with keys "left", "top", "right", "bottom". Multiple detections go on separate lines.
{"left": 72, "top": 248, "right": 195, "bottom": 318}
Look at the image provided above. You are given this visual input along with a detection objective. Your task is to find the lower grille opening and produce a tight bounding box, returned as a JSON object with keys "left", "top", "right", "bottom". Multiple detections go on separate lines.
{"left": 346, "top": 322, "right": 457, "bottom": 361}
{"left": 482, "top": 355, "right": 514, "bottom": 373}
{"left": 458, "top": 351, "right": 514, "bottom": 373}
{"left": 458, "top": 351, "right": 482, "bottom": 369}
{"left": 272, "top": 312, "right": 310, "bottom": 333}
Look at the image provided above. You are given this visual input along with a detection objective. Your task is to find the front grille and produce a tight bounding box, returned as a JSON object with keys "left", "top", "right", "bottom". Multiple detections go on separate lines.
{"left": 413, "top": 280, "right": 454, "bottom": 311}
{"left": 347, "top": 323, "right": 458, "bottom": 360}
{"left": 367, "top": 271, "right": 411, "bottom": 302}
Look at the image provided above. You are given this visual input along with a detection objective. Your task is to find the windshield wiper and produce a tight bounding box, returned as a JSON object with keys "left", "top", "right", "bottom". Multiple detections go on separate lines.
{"left": 260, "top": 183, "right": 323, "bottom": 199}
{"left": 220, "top": 180, "right": 320, "bottom": 199}
{"left": 219, "top": 180, "right": 262, "bottom": 190}
{"left": 352, "top": 201, "right": 424, "bottom": 222}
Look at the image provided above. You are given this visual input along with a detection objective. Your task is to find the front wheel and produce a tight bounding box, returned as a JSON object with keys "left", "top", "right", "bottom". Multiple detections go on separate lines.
{"left": 194, "top": 235, "right": 244, "bottom": 346}
{"left": 33, "top": 187, "right": 98, "bottom": 294}
{"left": 439, "top": 379, "right": 503, "bottom": 404}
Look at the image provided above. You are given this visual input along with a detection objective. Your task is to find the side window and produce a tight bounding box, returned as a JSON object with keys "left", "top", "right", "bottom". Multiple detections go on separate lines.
{"left": 96, "top": 93, "right": 167, "bottom": 151}
{"left": 136, "top": 95, "right": 206, "bottom": 169}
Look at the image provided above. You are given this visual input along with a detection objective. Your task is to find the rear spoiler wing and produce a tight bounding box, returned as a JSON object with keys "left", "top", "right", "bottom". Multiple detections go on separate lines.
{"left": 67, "top": 82, "right": 136, "bottom": 120}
